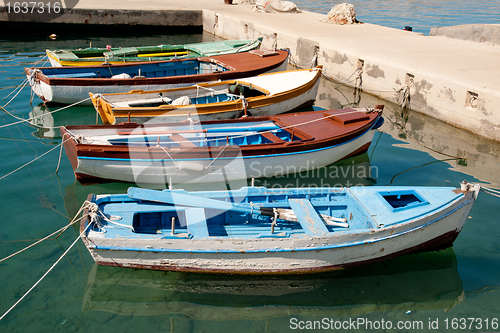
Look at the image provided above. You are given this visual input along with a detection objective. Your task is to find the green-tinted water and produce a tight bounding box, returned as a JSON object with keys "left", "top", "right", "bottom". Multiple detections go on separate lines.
{"left": 0, "top": 30, "right": 499, "bottom": 332}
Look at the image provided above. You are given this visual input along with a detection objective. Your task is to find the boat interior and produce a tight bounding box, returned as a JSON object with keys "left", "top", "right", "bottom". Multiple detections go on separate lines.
{"left": 88, "top": 185, "right": 464, "bottom": 243}
{"left": 110, "top": 83, "right": 267, "bottom": 108}
{"left": 70, "top": 121, "right": 307, "bottom": 147}
{"left": 90, "top": 189, "right": 383, "bottom": 241}
{"left": 59, "top": 46, "right": 190, "bottom": 59}
{"left": 67, "top": 39, "right": 253, "bottom": 59}
{"left": 40, "top": 59, "right": 229, "bottom": 79}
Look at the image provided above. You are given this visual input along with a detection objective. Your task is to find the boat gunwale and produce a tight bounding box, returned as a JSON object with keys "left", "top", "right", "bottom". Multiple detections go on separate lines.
{"left": 89, "top": 228, "right": 464, "bottom": 275}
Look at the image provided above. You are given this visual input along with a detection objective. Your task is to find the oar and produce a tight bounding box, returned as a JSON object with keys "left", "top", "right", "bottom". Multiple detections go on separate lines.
{"left": 127, "top": 187, "right": 348, "bottom": 227}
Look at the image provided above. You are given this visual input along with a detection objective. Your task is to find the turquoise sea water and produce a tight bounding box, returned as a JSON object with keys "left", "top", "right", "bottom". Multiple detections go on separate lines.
{"left": 1, "top": 20, "right": 500, "bottom": 333}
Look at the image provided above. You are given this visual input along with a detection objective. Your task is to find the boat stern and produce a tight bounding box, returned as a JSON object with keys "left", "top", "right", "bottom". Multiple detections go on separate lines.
{"left": 345, "top": 182, "right": 480, "bottom": 254}
{"left": 46, "top": 49, "right": 63, "bottom": 67}
{"left": 90, "top": 93, "right": 116, "bottom": 124}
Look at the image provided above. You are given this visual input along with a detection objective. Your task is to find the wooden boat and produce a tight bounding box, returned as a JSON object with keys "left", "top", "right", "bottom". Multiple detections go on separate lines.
{"left": 60, "top": 106, "right": 384, "bottom": 184}
{"left": 91, "top": 66, "right": 323, "bottom": 124}
{"left": 46, "top": 38, "right": 263, "bottom": 67}
{"left": 80, "top": 181, "right": 480, "bottom": 274}
{"left": 25, "top": 50, "right": 289, "bottom": 106}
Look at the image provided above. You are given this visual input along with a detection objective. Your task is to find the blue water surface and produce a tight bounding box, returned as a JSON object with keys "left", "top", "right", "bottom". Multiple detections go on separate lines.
{"left": 294, "top": 0, "right": 500, "bottom": 35}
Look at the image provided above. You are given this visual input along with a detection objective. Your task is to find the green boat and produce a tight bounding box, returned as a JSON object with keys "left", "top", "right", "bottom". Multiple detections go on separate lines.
{"left": 46, "top": 38, "right": 263, "bottom": 67}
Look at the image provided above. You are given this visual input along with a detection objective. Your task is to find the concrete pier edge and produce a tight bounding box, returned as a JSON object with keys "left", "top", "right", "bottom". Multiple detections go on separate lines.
{"left": 1, "top": 1, "right": 499, "bottom": 141}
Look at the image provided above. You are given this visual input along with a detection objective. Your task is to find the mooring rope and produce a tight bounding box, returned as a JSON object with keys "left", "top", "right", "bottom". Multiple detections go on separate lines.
{"left": 0, "top": 79, "right": 29, "bottom": 110}
{"left": 288, "top": 55, "right": 395, "bottom": 94}
{"left": 95, "top": 209, "right": 132, "bottom": 230}
{"left": 0, "top": 200, "right": 94, "bottom": 321}
{"left": 55, "top": 133, "right": 73, "bottom": 174}
{"left": 29, "top": 54, "right": 49, "bottom": 69}
{"left": 157, "top": 144, "right": 178, "bottom": 165}
{"left": 1, "top": 54, "right": 48, "bottom": 105}
{"left": 204, "top": 143, "right": 230, "bottom": 169}
{"left": 2, "top": 79, "right": 28, "bottom": 101}
{"left": 0, "top": 136, "right": 72, "bottom": 181}
{"left": 283, "top": 48, "right": 298, "bottom": 69}
{"left": 0, "top": 97, "right": 92, "bottom": 130}
{"left": 481, "top": 186, "right": 500, "bottom": 198}
{"left": 0, "top": 200, "right": 91, "bottom": 263}
{"left": 327, "top": 67, "right": 363, "bottom": 89}
{"left": 0, "top": 222, "right": 92, "bottom": 321}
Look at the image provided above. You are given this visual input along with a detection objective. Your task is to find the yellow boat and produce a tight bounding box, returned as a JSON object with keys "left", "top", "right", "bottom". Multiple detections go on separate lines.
{"left": 90, "top": 67, "right": 323, "bottom": 124}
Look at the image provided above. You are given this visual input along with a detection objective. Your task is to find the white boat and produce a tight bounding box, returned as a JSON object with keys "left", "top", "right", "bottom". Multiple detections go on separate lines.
{"left": 60, "top": 107, "right": 384, "bottom": 185}
{"left": 25, "top": 50, "right": 289, "bottom": 105}
{"left": 80, "top": 182, "right": 480, "bottom": 274}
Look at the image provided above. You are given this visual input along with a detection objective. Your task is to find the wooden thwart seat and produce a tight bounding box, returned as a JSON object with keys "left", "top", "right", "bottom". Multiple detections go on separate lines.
{"left": 288, "top": 199, "right": 330, "bottom": 235}
{"left": 259, "top": 131, "right": 285, "bottom": 143}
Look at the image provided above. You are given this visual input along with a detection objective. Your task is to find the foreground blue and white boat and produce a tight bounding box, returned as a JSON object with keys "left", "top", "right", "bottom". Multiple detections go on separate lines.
{"left": 81, "top": 182, "right": 479, "bottom": 274}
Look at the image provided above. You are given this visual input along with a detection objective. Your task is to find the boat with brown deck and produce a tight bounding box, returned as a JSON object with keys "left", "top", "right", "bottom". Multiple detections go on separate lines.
{"left": 60, "top": 106, "right": 384, "bottom": 184}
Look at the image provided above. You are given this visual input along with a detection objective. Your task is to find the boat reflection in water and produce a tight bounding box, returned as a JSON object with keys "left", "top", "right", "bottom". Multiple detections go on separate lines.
{"left": 63, "top": 152, "right": 376, "bottom": 219}
{"left": 28, "top": 103, "right": 94, "bottom": 139}
{"left": 383, "top": 104, "right": 500, "bottom": 186}
{"left": 253, "top": 151, "right": 378, "bottom": 189}
{"left": 83, "top": 248, "right": 463, "bottom": 319}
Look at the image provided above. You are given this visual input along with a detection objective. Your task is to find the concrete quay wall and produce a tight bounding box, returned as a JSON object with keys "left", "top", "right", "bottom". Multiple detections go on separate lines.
{"left": 430, "top": 24, "right": 500, "bottom": 46}
{"left": 1, "top": 0, "right": 500, "bottom": 141}
{"left": 205, "top": 5, "right": 500, "bottom": 141}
